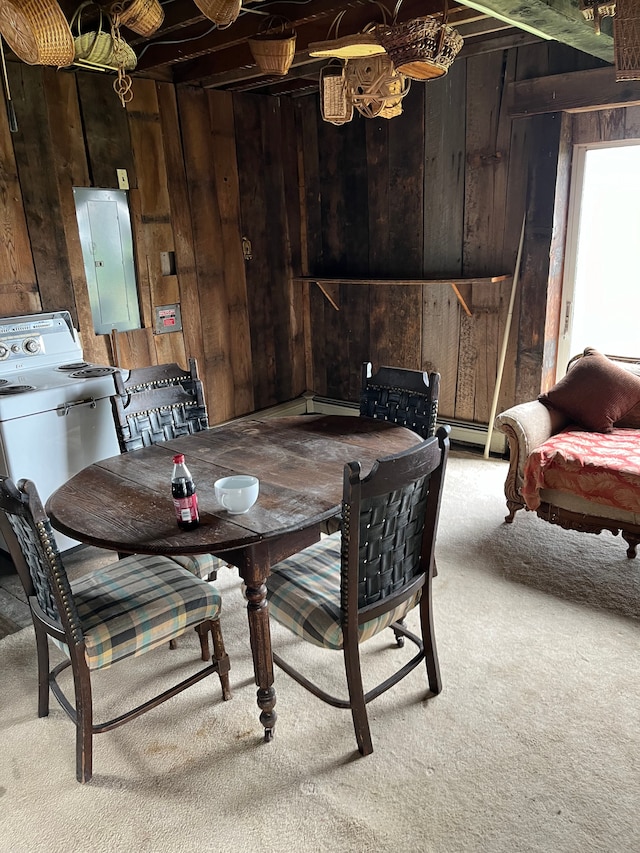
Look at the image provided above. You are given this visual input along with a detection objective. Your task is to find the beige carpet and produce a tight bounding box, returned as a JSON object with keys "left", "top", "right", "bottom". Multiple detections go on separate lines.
{"left": 0, "top": 451, "right": 638, "bottom": 853}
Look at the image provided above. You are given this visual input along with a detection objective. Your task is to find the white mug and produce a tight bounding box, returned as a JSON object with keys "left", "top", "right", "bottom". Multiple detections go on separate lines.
{"left": 214, "top": 475, "right": 259, "bottom": 514}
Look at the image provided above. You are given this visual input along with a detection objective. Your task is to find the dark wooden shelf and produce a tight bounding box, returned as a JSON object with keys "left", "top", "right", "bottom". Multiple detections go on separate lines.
{"left": 293, "top": 276, "right": 512, "bottom": 314}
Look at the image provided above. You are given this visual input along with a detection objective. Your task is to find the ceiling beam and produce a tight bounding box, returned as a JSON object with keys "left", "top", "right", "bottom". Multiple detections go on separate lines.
{"left": 508, "top": 66, "right": 640, "bottom": 116}
{"left": 169, "top": 1, "right": 513, "bottom": 85}
{"left": 457, "top": 0, "right": 614, "bottom": 62}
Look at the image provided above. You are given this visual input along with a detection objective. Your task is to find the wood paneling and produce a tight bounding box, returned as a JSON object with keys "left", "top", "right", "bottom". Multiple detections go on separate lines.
{"left": 3, "top": 43, "right": 628, "bottom": 432}
{"left": 280, "top": 99, "right": 306, "bottom": 401}
{"left": 43, "top": 70, "right": 110, "bottom": 365}
{"left": 422, "top": 60, "right": 466, "bottom": 417}
{"left": 0, "top": 66, "right": 303, "bottom": 422}
{"left": 9, "top": 65, "right": 76, "bottom": 320}
{"left": 235, "top": 94, "right": 281, "bottom": 410}
{"left": 77, "top": 74, "right": 134, "bottom": 189}
{"left": 127, "top": 79, "right": 186, "bottom": 368}
{"left": 0, "top": 67, "right": 39, "bottom": 317}
{"left": 515, "top": 113, "right": 562, "bottom": 404}
{"left": 178, "top": 87, "right": 253, "bottom": 422}
{"left": 370, "top": 84, "right": 425, "bottom": 374}
{"left": 314, "top": 116, "right": 370, "bottom": 400}
{"left": 157, "top": 81, "right": 206, "bottom": 378}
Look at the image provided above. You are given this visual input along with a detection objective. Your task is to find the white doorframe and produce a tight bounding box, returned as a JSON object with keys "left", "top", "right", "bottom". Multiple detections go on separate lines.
{"left": 558, "top": 138, "right": 640, "bottom": 377}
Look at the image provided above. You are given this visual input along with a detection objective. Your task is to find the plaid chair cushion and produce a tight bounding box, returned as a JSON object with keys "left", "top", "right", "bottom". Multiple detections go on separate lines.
{"left": 169, "top": 553, "right": 227, "bottom": 578}
{"left": 266, "top": 533, "right": 419, "bottom": 651}
{"left": 56, "top": 556, "right": 221, "bottom": 670}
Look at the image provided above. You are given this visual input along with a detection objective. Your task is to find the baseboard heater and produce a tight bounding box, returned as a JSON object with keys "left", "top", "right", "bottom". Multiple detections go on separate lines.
{"left": 240, "top": 393, "right": 505, "bottom": 456}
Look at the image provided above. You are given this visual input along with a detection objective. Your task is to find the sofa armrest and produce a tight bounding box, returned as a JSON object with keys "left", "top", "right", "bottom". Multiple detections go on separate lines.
{"left": 494, "top": 401, "right": 570, "bottom": 519}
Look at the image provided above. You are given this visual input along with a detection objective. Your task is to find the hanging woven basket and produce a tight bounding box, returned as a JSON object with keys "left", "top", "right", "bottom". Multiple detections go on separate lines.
{"left": 193, "top": 0, "right": 241, "bottom": 28}
{"left": 112, "top": 0, "right": 163, "bottom": 37}
{"left": 376, "top": 16, "right": 463, "bottom": 81}
{"left": 309, "top": 2, "right": 389, "bottom": 59}
{"left": 319, "top": 61, "right": 353, "bottom": 126}
{"left": 0, "top": 0, "right": 74, "bottom": 67}
{"left": 614, "top": 0, "right": 640, "bottom": 81}
{"left": 379, "top": 68, "right": 411, "bottom": 119}
{"left": 71, "top": 1, "right": 136, "bottom": 70}
{"left": 310, "top": 31, "right": 384, "bottom": 59}
{"left": 248, "top": 16, "right": 296, "bottom": 77}
{"left": 345, "top": 54, "right": 410, "bottom": 120}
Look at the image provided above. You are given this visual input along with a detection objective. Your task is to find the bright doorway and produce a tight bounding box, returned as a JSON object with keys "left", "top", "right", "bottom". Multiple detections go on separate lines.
{"left": 558, "top": 140, "right": 640, "bottom": 376}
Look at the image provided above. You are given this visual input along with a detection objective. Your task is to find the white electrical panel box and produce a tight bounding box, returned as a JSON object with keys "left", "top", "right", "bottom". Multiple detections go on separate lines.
{"left": 74, "top": 187, "right": 141, "bottom": 336}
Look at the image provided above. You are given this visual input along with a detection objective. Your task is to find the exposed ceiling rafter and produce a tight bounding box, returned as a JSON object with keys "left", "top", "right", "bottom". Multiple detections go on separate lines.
{"left": 45, "top": 0, "right": 616, "bottom": 95}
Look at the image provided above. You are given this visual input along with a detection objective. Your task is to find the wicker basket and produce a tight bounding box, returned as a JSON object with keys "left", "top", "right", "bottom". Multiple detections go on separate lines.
{"left": 309, "top": 30, "right": 385, "bottom": 59}
{"left": 345, "top": 54, "right": 409, "bottom": 120}
{"left": 113, "top": 0, "right": 163, "bottom": 37}
{"left": 71, "top": 1, "right": 136, "bottom": 70}
{"left": 614, "top": 0, "right": 640, "bottom": 80}
{"left": 379, "top": 70, "right": 410, "bottom": 119}
{"left": 320, "top": 62, "right": 353, "bottom": 126}
{"left": 309, "top": 4, "right": 388, "bottom": 59}
{"left": 248, "top": 17, "right": 296, "bottom": 76}
{"left": 376, "top": 16, "right": 463, "bottom": 81}
{"left": 0, "top": 0, "right": 74, "bottom": 66}
{"left": 193, "top": 0, "right": 241, "bottom": 28}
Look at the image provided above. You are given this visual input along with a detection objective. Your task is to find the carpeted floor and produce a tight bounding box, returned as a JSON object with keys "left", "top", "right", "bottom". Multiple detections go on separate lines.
{"left": 0, "top": 451, "right": 638, "bottom": 853}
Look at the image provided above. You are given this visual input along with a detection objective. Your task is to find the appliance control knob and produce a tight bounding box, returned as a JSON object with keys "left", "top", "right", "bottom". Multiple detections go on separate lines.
{"left": 11, "top": 343, "right": 21, "bottom": 353}
{"left": 0, "top": 344, "right": 8, "bottom": 360}
{"left": 24, "top": 338, "right": 40, "bottom": 354}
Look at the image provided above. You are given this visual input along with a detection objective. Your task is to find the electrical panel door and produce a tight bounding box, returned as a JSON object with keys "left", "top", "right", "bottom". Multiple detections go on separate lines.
{"left": 74, "top": 187, "right": 141, "bottom": 335}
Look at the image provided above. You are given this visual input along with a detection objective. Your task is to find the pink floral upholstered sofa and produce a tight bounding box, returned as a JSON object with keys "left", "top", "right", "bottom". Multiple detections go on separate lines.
{"left": 495, "top": 348, "right": 640, "bottom": 558}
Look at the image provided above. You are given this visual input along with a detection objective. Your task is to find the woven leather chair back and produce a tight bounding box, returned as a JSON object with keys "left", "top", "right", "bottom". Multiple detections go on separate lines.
{"left": 120, "top": 358, "right": 199, "bottom": 392}
{"left": 341, "top": 427, "right": 448, "bottom": 617}
{"left": 0, "top": 477, "right": 81, "bottom": 638}
{"left": 359, "top": 362, "right": 440, "bottom": 439}
{"left": 112, "top": 360, "right": 209, "bottom": 452}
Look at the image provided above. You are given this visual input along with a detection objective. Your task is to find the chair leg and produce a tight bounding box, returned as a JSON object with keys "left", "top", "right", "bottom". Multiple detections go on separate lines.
{"left": 33, "top": 621, "right": 50, "bottom": 717}
{"left": 73, "top": 661, "right": 94, "bottom": 783}
{"left": 195, "top": 622, "right": 210, "bottom": 661}
{"left": 392, "top": 618, "right": 406, "bottom": 648}
{"left": 209, "top": 618, "right": 232, "bottom": 701}
{"left": 343, "top": 636, "right": 373, "bottom": 756}
{"left": 420, "top": 592, "right": 442, "bottom": 695}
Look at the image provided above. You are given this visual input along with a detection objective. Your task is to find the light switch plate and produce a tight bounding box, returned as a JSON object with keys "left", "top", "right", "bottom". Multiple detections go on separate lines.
{"left": 116, "top": 169, "right": 129, "bottom": 190}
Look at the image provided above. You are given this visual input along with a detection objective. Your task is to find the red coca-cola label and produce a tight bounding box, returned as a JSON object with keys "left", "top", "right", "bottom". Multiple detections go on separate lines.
{"left": 173, "top": 494, "right": 198, "bottom": 523}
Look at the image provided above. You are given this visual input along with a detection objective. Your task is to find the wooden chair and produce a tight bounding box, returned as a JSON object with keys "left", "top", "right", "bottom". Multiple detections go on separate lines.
{"left": 323, "top": 362, "right": 442, "bottom": 539}
{"left": 266, "top": 426, "right": 450, "bottom": 756}
{"left": 360, "top": 362, "right": 441, "bottom": 439}
{"left": 111, "top": 360, "right": 228, "bottom": 654}
{"left": 119, "top": 356, "right": 202, "bottom": 393}
{"left": 111, "top": 359, "right": 209, "bottom": 453}
{"left": 0, "top": 476, "right": 231, "bottom": 783}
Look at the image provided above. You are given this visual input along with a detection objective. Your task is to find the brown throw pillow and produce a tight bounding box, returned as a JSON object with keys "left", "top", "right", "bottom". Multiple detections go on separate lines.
{"left": 615, "top": 400, "right": 640, "bottom": 429}
{"left": 539, "top": 347, "right": 640, "bottom": 433}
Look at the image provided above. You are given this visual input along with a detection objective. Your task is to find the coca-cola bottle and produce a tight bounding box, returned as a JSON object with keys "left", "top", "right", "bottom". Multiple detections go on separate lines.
{"left": 172, "top": 453, "right": 199, "bottom": 530}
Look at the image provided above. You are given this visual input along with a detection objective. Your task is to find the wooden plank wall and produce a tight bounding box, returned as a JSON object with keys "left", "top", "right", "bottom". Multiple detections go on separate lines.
{"left": 0, "top": 66, "right": 304, "bottom": 424}
{"left": 299, "top": 50, "right": 531, "bottom": 422}
{"left": 2, "top": 44, "right": 633, "bottom": 431}
{"left": 297, "top": 43, "right": 613, "bottom": 423}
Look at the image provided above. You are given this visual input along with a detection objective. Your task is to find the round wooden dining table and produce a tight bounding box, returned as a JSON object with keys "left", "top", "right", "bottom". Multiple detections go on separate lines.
{"left": 46, "top": 414, "right": 422, "bottom": 740}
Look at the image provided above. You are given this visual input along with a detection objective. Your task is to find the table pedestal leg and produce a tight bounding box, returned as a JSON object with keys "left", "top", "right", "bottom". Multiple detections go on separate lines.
{"left": 244, "top": 566, "right": 277, "bottom": 740}
{"left": 223, "top": 531, "right": 320, "bottom": 741}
